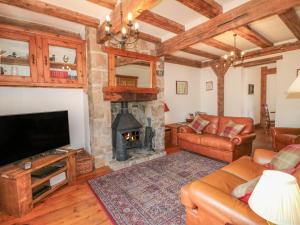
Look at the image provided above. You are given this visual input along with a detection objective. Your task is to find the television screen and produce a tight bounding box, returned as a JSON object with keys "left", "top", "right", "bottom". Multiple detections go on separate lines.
{"left": 0, "top": 111, "right": 70, "bottom": 166}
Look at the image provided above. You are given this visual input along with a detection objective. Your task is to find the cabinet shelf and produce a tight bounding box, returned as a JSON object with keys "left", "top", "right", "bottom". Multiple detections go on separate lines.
{"left": 31, "top": 165, "right": 67, "bottom": 189}
{"left": 49, "top": 62, "right": 77, "bottom": 70}
{"left": 0, "top": 56, "right": 29, "bottom": 66}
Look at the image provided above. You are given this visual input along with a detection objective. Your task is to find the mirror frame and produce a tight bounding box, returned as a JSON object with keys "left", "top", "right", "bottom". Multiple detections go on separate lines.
{"left": 102, "top": 46, "right": 158, "bottom": 90}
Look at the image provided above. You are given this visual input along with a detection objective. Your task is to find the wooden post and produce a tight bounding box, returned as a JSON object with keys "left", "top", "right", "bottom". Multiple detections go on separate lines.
{"left": 210, "top": 61, "right": 230, "bottom": 116}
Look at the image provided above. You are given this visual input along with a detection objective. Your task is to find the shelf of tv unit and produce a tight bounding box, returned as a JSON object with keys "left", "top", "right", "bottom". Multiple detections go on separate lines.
{"left": 0, "top": 150, "right": 77, "bottom": 217}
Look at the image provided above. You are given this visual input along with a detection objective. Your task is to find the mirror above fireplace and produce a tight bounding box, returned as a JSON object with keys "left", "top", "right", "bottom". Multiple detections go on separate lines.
{"left": 102, "top": 46, "right": 159, "bottom": 102}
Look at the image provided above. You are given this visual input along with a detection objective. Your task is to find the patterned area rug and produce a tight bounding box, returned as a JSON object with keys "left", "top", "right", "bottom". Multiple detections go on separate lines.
{"left": 88, "top": 151, "right": 226, "bottom": 225}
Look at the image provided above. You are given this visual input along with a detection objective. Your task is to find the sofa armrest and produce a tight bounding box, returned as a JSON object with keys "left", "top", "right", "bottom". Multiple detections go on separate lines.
{"left": 231, "top": 133, "right": 256, "bottom": 145}
{"left": 253, "top": 149, "right": 277, "bottom": 165}
{"left": 271, "top": 127, "right": 300, "bottom": 136}
{"left": 179, "top": 125, "right": 195, "bottom": 134}
{"left": 184, "top": 181, "right": 267, "bottom": 225}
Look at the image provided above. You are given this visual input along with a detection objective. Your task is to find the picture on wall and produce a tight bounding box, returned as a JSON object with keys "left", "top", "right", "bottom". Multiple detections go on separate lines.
{"left": 206, "top": 81, "right": 213, "bottom": 91}
{"left": 248, "top": 84, "right": 254, "bottom": 95}
{"left": 176, "top": 81, "right": 188, "bottom": 95}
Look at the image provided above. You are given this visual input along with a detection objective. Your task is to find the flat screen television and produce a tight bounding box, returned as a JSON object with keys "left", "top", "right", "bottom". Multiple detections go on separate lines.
{"left": 0, "top": 111, "right": 70, "bottom": 166}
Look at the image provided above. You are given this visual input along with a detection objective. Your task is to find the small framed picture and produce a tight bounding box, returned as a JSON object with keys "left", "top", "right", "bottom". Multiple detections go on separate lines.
{"left": 248, "top": 84, "right": 254, "bottom": 95}
{"left": 297, "top": 69, "right": 300, "bottom": 77}
{"left": 206, "top": 81, "right": 213, "bottom": 91}
{"left": 176, "top": 81, "right": 188, "bottom": 95}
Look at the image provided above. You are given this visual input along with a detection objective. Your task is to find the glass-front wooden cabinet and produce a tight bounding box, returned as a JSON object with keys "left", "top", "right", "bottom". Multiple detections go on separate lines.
{"left": 0, "top": 26, "right": 86, "bottom": 89}
{"left": 0, "top": 31, "right": 37, "bottom": 84}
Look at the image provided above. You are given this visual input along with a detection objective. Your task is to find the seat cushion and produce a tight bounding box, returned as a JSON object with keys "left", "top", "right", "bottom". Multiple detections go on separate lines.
{"left": 222, "top": 156, "right": 266, "bottom": 181}
{"left": 200, "top": 134, "right": 234, "bottom": 152}
{"left": 178, "top": 133, "right": 202, "bottom": 145}
{"left": 200, "top": 170, "right": 246, "bottom": 194}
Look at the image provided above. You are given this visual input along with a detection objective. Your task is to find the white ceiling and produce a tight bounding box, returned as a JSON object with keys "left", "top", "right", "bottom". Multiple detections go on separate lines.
{"left": 0, "top": 0, "right": 298, "bottom": 62}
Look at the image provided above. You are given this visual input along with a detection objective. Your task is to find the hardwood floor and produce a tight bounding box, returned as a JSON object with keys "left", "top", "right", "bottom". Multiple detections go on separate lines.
{"left": 0, "top": 128, "right": 272, "bottom": 225}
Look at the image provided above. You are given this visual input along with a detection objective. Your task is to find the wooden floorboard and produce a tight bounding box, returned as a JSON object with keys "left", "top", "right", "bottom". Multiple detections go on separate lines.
{"left": 0, "top": 129, "right": 272, "bottom": 224}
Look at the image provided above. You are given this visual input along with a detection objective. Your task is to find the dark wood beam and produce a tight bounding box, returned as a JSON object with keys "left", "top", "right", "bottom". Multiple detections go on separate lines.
{"left": 244, "top": 40, "right": 300, "bottom": 59}
{"left": 279, "top": 8, "right": 300, "bottom": 40}
{"left": 176, "top": 0, "right": 222, "bottom": 18}
{"left": 97, "top": 0, "right": 160, "bottom": 43}
{"left": 157, "top": 0, "right": 300, "bottom": 56}
{"left": 138, "top": 32, "right": 162, "bottom": 44}
{"left": 164, "top": 55, "right": 202, "bottom": 68}
{"left": 203, "top": 39, "right": 241, "bottom": 53}
{"left": 87, "top": 0, "right": 117, "bottom": 9}
{"left": 182, "top": 47, "right": 220, "bottom": 60}
{"left": 234, "top": 55, "right": 283, "bottom": 68}
{"left": 234, "top": 25, "right": 273, "bottom": 48}
{"left": 137, "top": 10, "right": 185, "bottom": 34}
{"left": 0, "top": 16, "right": 81, "bottom": 39}
{"left": 0, "top": 0, "right": 99, "bottom": 28}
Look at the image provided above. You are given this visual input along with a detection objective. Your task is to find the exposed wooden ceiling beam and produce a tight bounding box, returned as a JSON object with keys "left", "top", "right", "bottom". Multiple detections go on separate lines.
{"left": 138, "top": 32, "right": 162, "bottom": 44}
{"left": 0, "top": 16, "right": 81, "bottom": 39}
{"left": 137, "top": 10, "right": 185, "bottom": 34}
{"left": 97, "top": 0, "right": 160, "bottom": 43}
{"left": 164, "top": 55, "right": 202, "bottom": 68}
{"left": 157, "top": 0, "right": 300, "bottom": 56}
{"left": 234, "top": 55, "right": 283, "bottom": 68}
{"left": 176, "top": 0, "right": 222, "bottom": 18}
{"left": 182, "top": 47, "right": 220, "bottom": 60}
{"left": 0, "top": 0, "right": 99, "bottom": 28}
{"left": 244, "top": 40, "right": 300, "bottom": 59}
{"left": 203, "top": 39, "right": 241, "bottom": 53}
{"left": 279, "top": 8, "right": 300, "bottom": 40}
{"left": 87, "top": 0, "right": 117, "bottom": 9}
{"left": 234, "top": 25, "right": 273, "bottom": 48}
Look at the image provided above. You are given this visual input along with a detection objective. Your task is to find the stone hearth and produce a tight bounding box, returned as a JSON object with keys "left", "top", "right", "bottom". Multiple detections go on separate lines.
{"left": 86, "top": 27, "right": 165, "bottom": 169}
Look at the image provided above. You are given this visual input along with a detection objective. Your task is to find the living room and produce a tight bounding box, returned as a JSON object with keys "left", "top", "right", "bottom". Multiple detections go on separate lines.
{"left": 0, "top": 0, "right": 300, "bottom": 224}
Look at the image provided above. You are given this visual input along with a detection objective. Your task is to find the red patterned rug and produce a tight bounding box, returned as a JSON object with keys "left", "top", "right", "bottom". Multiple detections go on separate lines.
{"left": 88, "top": 151, "right": 226, "bottom": 225}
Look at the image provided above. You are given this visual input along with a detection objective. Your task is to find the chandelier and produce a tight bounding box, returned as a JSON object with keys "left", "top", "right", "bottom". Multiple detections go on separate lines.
{"left": 104, "top": 0, "right": 139, "bottom": 49}
{"left": 223, "top": 34, "right": 245, "bottom": 66}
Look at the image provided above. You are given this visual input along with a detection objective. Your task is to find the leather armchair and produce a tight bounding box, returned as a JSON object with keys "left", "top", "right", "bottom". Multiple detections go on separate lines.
{"left": 181, "top": 149, "right": 281, "bottom": 225}
{"left": 271, "top": 127, "right": 300, "bottom": 151}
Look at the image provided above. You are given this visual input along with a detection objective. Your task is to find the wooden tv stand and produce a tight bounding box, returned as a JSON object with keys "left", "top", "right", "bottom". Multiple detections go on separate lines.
{"left": 0, "top": 150, "right": 77, "bottom": 217}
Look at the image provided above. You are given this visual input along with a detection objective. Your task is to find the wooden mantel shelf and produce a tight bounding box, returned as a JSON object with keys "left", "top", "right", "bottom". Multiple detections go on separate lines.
{"left": 103, "top": 86, "right": 159, "bottom": 102}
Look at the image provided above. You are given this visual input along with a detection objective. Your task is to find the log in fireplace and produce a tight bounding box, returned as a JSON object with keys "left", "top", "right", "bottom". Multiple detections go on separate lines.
{"left": 112, "top": 102, "right": 143, "bottom": 161}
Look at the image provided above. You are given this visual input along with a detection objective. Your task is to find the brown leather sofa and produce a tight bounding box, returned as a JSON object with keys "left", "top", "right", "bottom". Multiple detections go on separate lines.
{"left": 180, "top": 148, "right": 300, "bottom": 225}
{"left": 178, "top": 115, "right": 256, "bottom": 162}
{"left": 271, "top": 127, "right": 300, "bottom": 151}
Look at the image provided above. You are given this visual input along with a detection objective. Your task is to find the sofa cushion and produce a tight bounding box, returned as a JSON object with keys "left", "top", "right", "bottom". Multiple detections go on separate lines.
{"left": 178, "top": 133, "right": 202, "bottom": 145}
{"left": 188, "top": 116, "right": 210, "bottom": 134}
{"left": 200, "top": 134, "right": 234, "bottom": 152}
{"left": 220, "top": 120, "right": 246, "bottom": 139}
{"left": 200, "top": 170, "right": 246, "bottom": 194}
{"left": 222, "top": 156, "right": 266, "bottom": 181}
{"left": 231, "top": 176, "right": 260, "bottom": 203}
{"left": 218, "top": 116, "right": 254, "bottom": 135}
{"left": 200, "top": 114, "right": 219, "bottom": 135}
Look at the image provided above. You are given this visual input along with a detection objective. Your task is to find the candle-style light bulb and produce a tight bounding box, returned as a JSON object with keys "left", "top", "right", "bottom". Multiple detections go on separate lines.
{"left": 230, "top": 51, "right": 234, "bottom": 56}
{"left": 224, "top": 54, "right": 228, "bottom": 60}
{"left": 241, "top": 51, "right": 245, "bottom": 56}
{"left": 127, "top": 12, "right": 133, "bottom": 22}
{"left": 134, "top": 22, "right": 139, "bottom": 30}
{"left": 122, "top": 27, "right": 127, "bottom": 36}
{"left": 105, "top": 15, "right": 111, "bottom": 23}
{"left": 105, "top": 26, "right": 110, "bottom": 32}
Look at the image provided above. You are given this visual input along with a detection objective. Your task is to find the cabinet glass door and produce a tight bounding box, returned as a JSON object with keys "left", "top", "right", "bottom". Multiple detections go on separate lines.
{"left": 43, "top": 39, "right": 83, "bottom": 86}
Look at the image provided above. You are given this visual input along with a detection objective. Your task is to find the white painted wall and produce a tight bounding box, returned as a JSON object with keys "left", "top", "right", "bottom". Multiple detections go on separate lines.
{"left": 199, "top": 67, "right": 218, "bottom": 115}
{"left": 0, "top": 87, "right": 90, "bottom": 152}
{"left": 276, "top": 50, "right": 300, "bottom": 127}
{"left": 164, "top": 63, "right": 201, "bottom": 123}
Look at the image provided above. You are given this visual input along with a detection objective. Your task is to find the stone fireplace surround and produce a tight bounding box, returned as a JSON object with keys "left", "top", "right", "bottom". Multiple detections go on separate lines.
{"left": 86, "top": 27, "right": 165, "bottom": 169}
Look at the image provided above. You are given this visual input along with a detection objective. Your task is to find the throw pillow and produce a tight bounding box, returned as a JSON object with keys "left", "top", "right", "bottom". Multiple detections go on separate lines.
{"left": 231, "top": 176, "right": 261, "bottom": 203}
{"left": 267, "top": 144, "right": 300, "bottom": 170}
{"left": 188, "top": 116, "right": 210, "bottom": 134}
{"left": 220, "top": 120, "right": 246, "bottom": 139}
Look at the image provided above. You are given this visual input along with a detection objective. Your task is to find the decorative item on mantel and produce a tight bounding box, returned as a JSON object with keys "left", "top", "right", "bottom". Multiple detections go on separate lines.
{"left": 104, "top": 0, "right": 139, "bottom": 49}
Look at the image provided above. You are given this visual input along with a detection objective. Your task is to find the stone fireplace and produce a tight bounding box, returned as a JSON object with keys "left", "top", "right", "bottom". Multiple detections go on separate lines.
{"left": 86, "top": 27, "right": 165, "bottom": 169}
